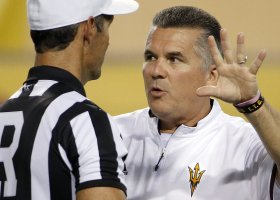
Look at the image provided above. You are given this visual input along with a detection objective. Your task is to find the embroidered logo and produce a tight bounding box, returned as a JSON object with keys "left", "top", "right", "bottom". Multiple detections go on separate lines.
{"left": 188, "top": 163, "right": 206, "bottom": 197}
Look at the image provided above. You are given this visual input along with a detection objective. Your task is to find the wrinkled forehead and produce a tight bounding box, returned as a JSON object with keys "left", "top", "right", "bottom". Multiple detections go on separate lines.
{"left": 145, "top": 26, "right": 204, "bottom": 50}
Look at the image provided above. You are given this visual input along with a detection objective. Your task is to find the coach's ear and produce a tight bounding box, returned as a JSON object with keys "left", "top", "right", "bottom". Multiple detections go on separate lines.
{"left": 206, "top": 64, "right": 218, "bottom": 86}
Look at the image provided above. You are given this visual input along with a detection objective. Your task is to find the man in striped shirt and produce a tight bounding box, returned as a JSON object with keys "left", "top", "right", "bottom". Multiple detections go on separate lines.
{"left": 0, "top": 0, "right": 138, "bottom": 199}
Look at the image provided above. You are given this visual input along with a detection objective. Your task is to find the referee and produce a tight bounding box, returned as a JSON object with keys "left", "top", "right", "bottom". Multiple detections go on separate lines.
{"left": 0, "top": 0, "right": 138, "bottom": 199}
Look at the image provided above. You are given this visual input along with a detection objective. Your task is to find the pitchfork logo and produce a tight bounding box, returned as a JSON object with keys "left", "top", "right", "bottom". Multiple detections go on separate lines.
{"left": 188, "top": 163, "right": 206, "bottom": 197}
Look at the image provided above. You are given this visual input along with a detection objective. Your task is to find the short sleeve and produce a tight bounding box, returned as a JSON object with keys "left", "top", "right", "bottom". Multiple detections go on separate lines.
{"left": 69, "top": 110, "right": 127, "bottom": 193}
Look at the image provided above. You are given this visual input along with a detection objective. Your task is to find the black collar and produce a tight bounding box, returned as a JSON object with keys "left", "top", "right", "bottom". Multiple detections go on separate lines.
{"left": 25, "top": 65, "right": 86, "bottom": 96}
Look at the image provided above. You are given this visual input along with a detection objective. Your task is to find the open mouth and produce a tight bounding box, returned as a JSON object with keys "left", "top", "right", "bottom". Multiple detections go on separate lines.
{"left": 150, "top": 87, "right": 165, "bottom": 97}
{"left": 152, "top": 87, "right": 162, "bottom": 92}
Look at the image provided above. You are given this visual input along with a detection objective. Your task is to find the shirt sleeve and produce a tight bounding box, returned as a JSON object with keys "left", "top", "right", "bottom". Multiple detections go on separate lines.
{"left": 69, "top": 110, "right": 127, "bottom": 194}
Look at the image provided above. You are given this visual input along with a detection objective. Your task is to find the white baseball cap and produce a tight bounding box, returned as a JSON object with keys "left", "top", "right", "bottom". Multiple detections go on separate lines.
{"left": 27, "top": 0, "right": 139, "bottom": 30}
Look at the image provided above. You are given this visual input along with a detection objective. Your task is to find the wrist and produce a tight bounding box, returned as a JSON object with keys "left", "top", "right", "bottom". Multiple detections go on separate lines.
{"left": 234, "top": 91, "right": 265, "bottom": 113}
{"left": 235, "top": 90, "right": 261, "bottom": 107}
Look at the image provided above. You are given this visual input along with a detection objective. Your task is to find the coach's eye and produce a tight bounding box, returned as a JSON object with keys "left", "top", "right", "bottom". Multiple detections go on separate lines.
{"left": 168, "top": 56, "right": 183, "bottom": 64}
{"left": 144, "top": 51, "right": 157, "bottom": 62}
{"left": 145, "top": 55, "right": 156, "bottom": 61}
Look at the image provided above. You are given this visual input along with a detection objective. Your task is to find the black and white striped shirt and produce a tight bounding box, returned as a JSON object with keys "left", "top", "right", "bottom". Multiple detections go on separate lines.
{"left": 0, "top": 66, "right": 127, "bottom": 200}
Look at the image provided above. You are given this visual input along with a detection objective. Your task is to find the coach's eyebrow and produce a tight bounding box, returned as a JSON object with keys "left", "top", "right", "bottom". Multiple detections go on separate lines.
{"left": 166, "top": 51, "right": 184, "bottom": 58}
{"left": 144, "top": 49, "right": 158, "bottom": 59}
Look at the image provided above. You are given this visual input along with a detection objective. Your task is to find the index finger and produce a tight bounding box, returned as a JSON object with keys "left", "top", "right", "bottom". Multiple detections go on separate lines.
{"left": 221, "top": 29, "right": 234, "bottom": 64}
{"left": 208, "top": 35, "right": 224, "bottom": 67}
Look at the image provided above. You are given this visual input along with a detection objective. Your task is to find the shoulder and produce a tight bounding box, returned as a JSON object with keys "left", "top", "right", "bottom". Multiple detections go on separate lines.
{"left": 46, "top": 91, "right": 111, "bottom": 130}
{"left": 212, "top": 99, "right": 253, "bottom": 130}
{"left": 210, "top": 100, "right": 257, "bottom": 140}
{"left": 113, "top": 108, "right": 151, "bottom": 136}
{"left": 214, "top": 105, "right": 261, "bottom": 147}
{"left": 219, "top": 110, "right": 254, "bottom": 132}
{"left": 114, "top": 108, "right": 149, "bottom": 124}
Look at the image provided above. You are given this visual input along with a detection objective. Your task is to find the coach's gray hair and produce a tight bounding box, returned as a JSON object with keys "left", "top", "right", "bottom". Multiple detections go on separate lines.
{"left": 152, "top": 6, "right": 222, "bottom": 71}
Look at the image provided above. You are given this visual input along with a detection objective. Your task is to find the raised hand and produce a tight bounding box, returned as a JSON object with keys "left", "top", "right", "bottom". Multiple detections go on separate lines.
{"left": 196, "top": 29, "right": 266, "bottom": 104}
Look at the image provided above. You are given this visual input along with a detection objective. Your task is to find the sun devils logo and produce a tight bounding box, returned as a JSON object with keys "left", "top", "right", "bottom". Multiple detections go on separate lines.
{"left": 188, "top": 163, "right": 206, "bottom": 197}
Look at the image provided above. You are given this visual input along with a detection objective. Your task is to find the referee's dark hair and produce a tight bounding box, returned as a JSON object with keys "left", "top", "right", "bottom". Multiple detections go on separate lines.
{"left": 30, "top": 14, "right": 114, "bottom": 53}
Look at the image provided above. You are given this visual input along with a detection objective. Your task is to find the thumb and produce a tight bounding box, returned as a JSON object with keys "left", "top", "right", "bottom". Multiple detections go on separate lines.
{"left": 196, "top": 86, "right": 218, "bottom": 97}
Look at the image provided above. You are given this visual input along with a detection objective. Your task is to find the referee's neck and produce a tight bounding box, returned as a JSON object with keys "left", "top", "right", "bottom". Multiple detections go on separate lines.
{"left": 34, "top": 50, "right": 83, "bottom": 84}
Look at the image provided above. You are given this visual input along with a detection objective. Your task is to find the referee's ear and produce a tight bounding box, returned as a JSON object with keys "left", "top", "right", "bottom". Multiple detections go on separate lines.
{"left": 82, "top": 17, "right": 97, "bottom": 45}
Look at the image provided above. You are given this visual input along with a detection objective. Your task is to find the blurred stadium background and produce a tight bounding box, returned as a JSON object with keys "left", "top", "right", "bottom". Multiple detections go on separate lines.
{"left": 0, "top": 0, "right": 279, "bottom": 117}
